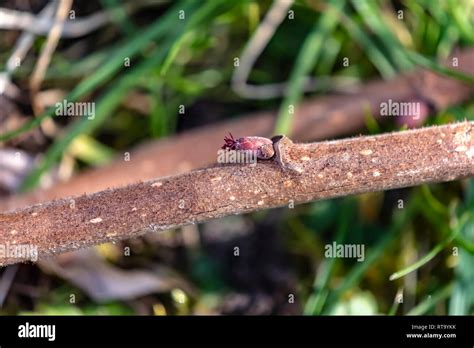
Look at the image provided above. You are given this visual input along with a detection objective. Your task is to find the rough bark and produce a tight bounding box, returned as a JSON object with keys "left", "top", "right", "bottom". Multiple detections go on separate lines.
{"left": 1, "top": 48, "right": 473, "bottom": 212}
{"left": 1, "top": 122, "right": 473, "bottom": 266}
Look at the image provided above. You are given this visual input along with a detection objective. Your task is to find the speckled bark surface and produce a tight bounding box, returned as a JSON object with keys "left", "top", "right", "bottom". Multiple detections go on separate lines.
{"left": 1, "top": 48, "right": 473, "bottom": 212}
{"left": 1, "top": 122, "right": 473, "bottom": 266}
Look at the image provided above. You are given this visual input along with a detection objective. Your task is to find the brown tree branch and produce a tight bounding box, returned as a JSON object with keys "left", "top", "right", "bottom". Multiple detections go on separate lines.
{"left": 2, "top": 48, "right": 474, "bottom": 212}
{"left": 1, "top": 121, "right": 473, "bottom": 266}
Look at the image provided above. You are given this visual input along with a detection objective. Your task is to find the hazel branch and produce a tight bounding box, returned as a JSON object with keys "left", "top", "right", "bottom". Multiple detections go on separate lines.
{"left": 2, "top": 48, "right": 474, "bottom": 212}
{"left": 1, "top": 122, "right": 473, "bottom": 266}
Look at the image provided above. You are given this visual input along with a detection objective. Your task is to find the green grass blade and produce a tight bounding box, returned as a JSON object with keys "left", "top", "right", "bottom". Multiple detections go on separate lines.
{"left": 407, "top": 283, "right": 454, "bottom": 315}
{"left": 390, "top": 209, "right": 467, "bottom": 281}
{"left": 406, "top": 50, "right": 474, "bottom": 85}
{"left": 69, "top": 134, "right": 115, "bottom": 166}
{"left": 0, "top": 0, "right": 197, "bottom": 142}
{"left": 388, "top": 288, "right": 403, "bottom": 315}
{"left": 389, "top": 229, "right": 457, "bottom": 281}
{"left": 447, "top": 0, "right": 474, "bottom": 42}
{"left": 19, "top": 52, "right": 164, "bottom": 191}
{"left": 331, "top": 3, "right": 397, "bottom": 79}
{"left": 351, "top": 0, "right": 413, "bottom": 71}
{"left": 304, "top": 200, "right": 354, "bottom": 315}
{"left": 323, "top": 195, "right": 418, "bottom": 313}
{"left": 274, "top": 0, "right": 345, "bottom": 135}
{"left": 19, "top": 1, "right": 230, "bottom": 191}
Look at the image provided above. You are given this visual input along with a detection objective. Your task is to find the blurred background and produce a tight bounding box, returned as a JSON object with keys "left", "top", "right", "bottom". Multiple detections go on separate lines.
{"left": 0, "top": 0, "right": 473, "bottom": 315}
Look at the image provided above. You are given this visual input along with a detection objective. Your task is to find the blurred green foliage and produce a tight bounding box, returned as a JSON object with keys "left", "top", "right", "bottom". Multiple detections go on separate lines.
{"left": 0, "top": 0, "right": 473, "bottom": 315}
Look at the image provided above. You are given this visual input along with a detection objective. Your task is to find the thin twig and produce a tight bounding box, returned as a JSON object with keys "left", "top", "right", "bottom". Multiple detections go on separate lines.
{"left": 29, "top": 0, "right": 72, "bottom": 137}
{"left": 30, "top": 0, "right": 72, "bottom": 113}
{"left": 6, "top": 4, "right": 56, "bottom": 73}
{"left": 1, "top": 122, "right": 473, "bottom": 266}
{"left": 232, "top": 0, "right": 320, "bottom": 99}
{"left": 0, "top": 3, "right": 56, "bottom": 98}
{"left": 0, "top": 1, "right": 164, "bottom": 38}
{"left": 232, "top": 0, "right": 360, "bottom": 99}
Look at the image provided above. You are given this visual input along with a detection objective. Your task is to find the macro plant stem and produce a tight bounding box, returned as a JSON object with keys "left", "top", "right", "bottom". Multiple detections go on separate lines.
{"left": 1, "top": 121, "right": 473, "bottom": 266}
{"left": 1, "top": 48, "right": 474, "bottom": 212}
